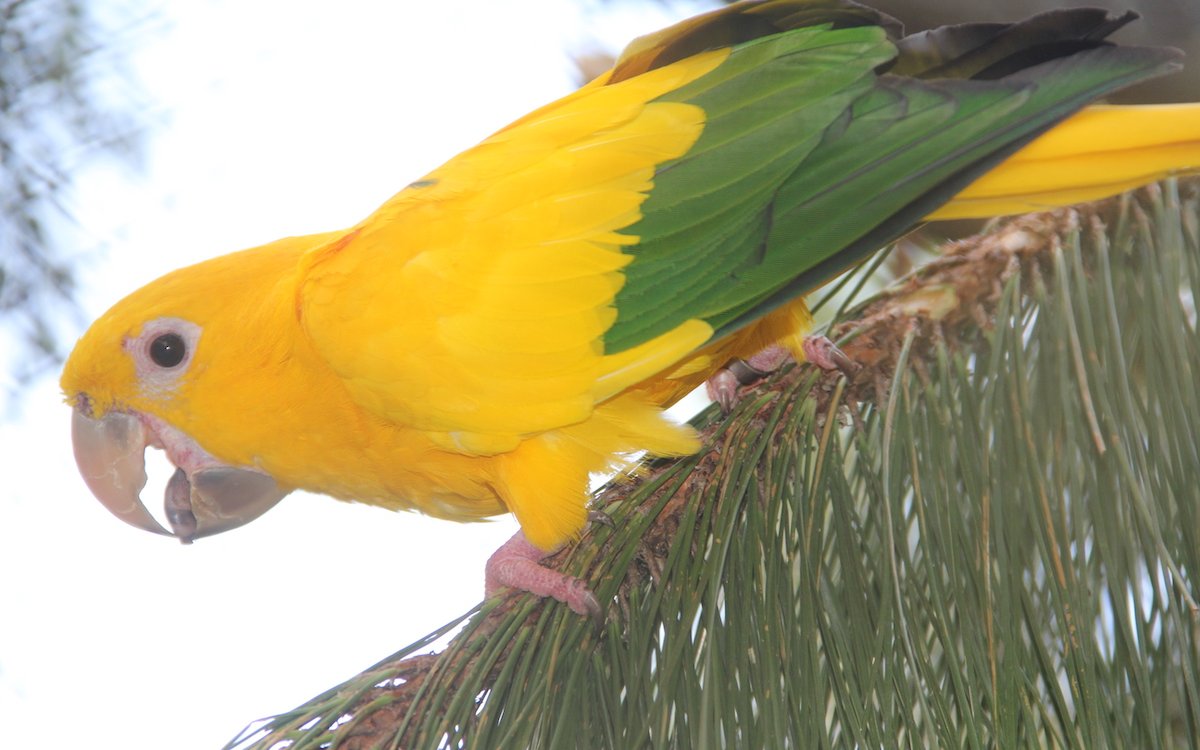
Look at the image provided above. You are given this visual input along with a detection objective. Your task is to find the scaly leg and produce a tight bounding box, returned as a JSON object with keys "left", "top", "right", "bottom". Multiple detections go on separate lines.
{"left": 485, "top": 530, "right": 600, "bottom": 618}
{"left": 706, "top": 345, "right": 791, "bottom": 411}
{"left": 706, "top": 335, "right": 857, "bottom": 411}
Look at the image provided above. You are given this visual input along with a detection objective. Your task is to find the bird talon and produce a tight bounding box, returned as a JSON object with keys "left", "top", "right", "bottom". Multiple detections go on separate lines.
{"left": 726, "top": 358, "right": 770, "bottom": 385}
{"left": 587, "top": 509, "right": 615, "bottom": 528}
{"left": 567, "top": 578, "right": 603, "bottom": 621}
{"left": 706, "top": 345, "right": 794, "bottom": 411}
{"left": 705, "top": 368, "right": 742, "bottom": 413}
{"left": 485, "top": 530, "right": 603, "bottom": 619}
{"left": 802, "top": 334, "right": 858, "bottom": 378}
{"left": 830, "top": 347, "right": 859, "bottom": 379}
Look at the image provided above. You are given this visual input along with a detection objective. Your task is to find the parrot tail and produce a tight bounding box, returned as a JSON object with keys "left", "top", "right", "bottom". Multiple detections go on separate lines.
{"left": 934, "top": 103, "right": 1200, "bottom": 220}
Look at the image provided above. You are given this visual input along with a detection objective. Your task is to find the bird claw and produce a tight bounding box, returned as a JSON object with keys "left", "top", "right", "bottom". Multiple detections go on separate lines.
{"left": 485, "top": 530, "right": 603, "bottom": 619}
{"left": 565, "top": 578, "right": 603, "bottom": 621}
{"left": 705, "top": 368, "right": 742, "bottom": 413}
{"left": 801, "top": 334, "right": 858, "bottom": 378}
{"left": 587, "top": 509, "right": 615, "bottom": 528}
{"left": 706, "top": 344, "right": 793, "bottom": 411}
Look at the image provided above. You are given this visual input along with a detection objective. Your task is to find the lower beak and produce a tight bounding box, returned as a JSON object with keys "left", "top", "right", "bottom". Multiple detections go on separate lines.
{"left": 70, "top": 408, "right": 290, "bottom": 542}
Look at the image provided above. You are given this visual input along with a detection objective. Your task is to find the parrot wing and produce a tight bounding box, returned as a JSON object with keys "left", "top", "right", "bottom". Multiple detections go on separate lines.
{"left": 607, "top": 9, "right": 1179, "bottom": 347}
{"left": 296, "top": 8, "right": 894, "bottom": 455}
{"left": 297, "top": 2, "right": 1179, "bottom": 456}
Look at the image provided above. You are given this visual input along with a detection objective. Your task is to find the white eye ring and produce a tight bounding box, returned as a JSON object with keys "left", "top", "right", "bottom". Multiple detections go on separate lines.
{"left": 124, "top": 317, "right": 202, "bottom": 395}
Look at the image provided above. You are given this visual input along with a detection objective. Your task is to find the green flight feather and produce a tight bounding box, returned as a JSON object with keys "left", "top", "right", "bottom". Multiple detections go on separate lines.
{"left": 604, "top": 7, "right": 1181, "bottom": 354}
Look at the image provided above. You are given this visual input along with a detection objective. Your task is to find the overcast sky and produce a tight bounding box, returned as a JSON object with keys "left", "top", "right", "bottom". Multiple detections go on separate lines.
{"left": 0, "top": 2, "right": 710, "bottom": 748}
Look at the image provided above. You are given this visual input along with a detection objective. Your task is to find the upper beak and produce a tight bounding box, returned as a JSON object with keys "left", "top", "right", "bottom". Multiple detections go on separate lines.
{"left": 70, "top": 408, "right": 290, "bottom": 543}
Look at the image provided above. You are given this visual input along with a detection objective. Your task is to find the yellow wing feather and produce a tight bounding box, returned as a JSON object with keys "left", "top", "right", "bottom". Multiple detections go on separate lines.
{"left": 63, "top": 1, "right": 1200, "bottom": 557}
{"left": 298, "top": 51, "right": 726, "bottom": 459}
{"left": 297, "top": 80, "right": 1200, "bottom": 550}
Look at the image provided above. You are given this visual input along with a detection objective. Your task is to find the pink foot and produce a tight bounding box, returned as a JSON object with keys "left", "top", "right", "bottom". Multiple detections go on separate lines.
{"left": 706, "top": 345, "right": 792, "bottom": 411}
{"left": 485, "top": 530, "right": 600, "bottom": 618}
{"left": 801, "top": 334, "right": 857, "bottom": 377}
{"left": 705, "top": 369, "right": 741, "bottom": 413}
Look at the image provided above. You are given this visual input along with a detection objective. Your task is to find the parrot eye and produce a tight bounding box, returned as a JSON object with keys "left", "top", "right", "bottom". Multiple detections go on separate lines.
{"left": 149, "top": 333, "right": 187, "bottom": 368}
{"left": 125, "top": 317, "right": 201, "bottom": 394}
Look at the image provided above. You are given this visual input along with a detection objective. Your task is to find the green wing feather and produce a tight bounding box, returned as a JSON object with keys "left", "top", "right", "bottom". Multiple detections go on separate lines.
{"left": 605, "top": 6, "right": 1181, "bottom": 353}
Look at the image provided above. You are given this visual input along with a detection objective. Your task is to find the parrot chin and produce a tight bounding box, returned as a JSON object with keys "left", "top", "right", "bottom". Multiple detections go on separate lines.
{"left": 70, "top": 406, "right": 290, "bottom": 543}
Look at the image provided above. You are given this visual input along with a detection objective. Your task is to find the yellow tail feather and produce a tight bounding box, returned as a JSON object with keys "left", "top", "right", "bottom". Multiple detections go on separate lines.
{"left": 933, "top": 104, "right": 1200, "bottom": 220}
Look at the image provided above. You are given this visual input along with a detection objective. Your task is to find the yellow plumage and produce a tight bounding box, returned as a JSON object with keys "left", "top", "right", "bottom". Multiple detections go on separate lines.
{"left": 61, "top": 2, "right": 1200, "bottom": 558}
{"left": 934, "top": 104, "right": 1200, "bottom": 219}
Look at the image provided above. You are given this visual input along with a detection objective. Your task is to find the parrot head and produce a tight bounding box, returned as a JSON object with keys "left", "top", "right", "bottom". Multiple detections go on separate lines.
{"left": 60, "top": 233, "right": 338, "bottom": 542}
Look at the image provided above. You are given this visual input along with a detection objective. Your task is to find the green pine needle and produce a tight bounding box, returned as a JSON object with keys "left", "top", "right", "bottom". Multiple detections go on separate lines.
{"left": 229, "top": 181, "right": 1200, "bottom": 750}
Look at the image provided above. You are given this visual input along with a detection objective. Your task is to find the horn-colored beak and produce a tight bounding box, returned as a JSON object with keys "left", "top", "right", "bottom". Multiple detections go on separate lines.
{"left": 164, "top": 464, "right": 291, "bottom": 543}
{"left": 71, "top": 408, "right": 289, "bottom": 542}
{"left": 71, "top": 408, "right": 170, "bottom": 536}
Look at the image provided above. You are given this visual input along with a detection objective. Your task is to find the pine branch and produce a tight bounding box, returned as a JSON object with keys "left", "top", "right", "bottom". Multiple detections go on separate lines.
{"left": 230, "top": 181, "right": 1200, "bottom": 750}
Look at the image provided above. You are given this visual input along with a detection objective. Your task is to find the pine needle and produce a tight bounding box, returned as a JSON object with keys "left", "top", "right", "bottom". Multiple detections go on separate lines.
{"left": 228, "top": 181, "right": 1200, "bottom": 750}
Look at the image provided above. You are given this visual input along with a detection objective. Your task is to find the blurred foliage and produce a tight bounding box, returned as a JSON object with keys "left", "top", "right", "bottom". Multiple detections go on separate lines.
{"left": 0, "top": 0, "right": 143, "bottom": 398}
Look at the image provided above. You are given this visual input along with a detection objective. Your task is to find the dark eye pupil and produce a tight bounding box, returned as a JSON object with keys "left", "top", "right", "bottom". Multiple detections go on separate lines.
{"left": 149, "top": 333, "right": 187, "bottom": 368}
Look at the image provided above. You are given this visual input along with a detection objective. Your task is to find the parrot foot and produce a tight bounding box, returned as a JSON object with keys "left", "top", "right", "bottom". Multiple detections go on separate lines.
{"left": 485, "top": 530, "right": 601, "bottom": 619}
{"left": 705, "top": 345, "right": 792, "bottom": 412}
{"left": 801, "top": 334, "right": 858, "bottom": 378}
{"left": 706, "top": 336, "right": 858, "bottom": 411}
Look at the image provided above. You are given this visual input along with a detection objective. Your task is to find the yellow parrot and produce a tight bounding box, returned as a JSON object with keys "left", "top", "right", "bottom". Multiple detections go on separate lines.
{"left": 62, "top": 0, "right": 1200, "bottom": 616}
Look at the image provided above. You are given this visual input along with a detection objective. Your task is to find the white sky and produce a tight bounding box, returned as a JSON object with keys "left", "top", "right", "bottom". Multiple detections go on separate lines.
{"left": 0, "top": 2, "right": 710, "bottom": 748}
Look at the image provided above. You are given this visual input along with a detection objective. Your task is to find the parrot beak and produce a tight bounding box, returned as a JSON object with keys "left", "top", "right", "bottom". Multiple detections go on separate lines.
{"left": 71, "top": 407, "right": 290, "bottom": 543}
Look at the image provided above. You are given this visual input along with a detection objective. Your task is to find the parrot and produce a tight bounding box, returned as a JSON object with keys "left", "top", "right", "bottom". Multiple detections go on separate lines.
{"left": 62, "top": 0, "right": 1200, "bottom": 617}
